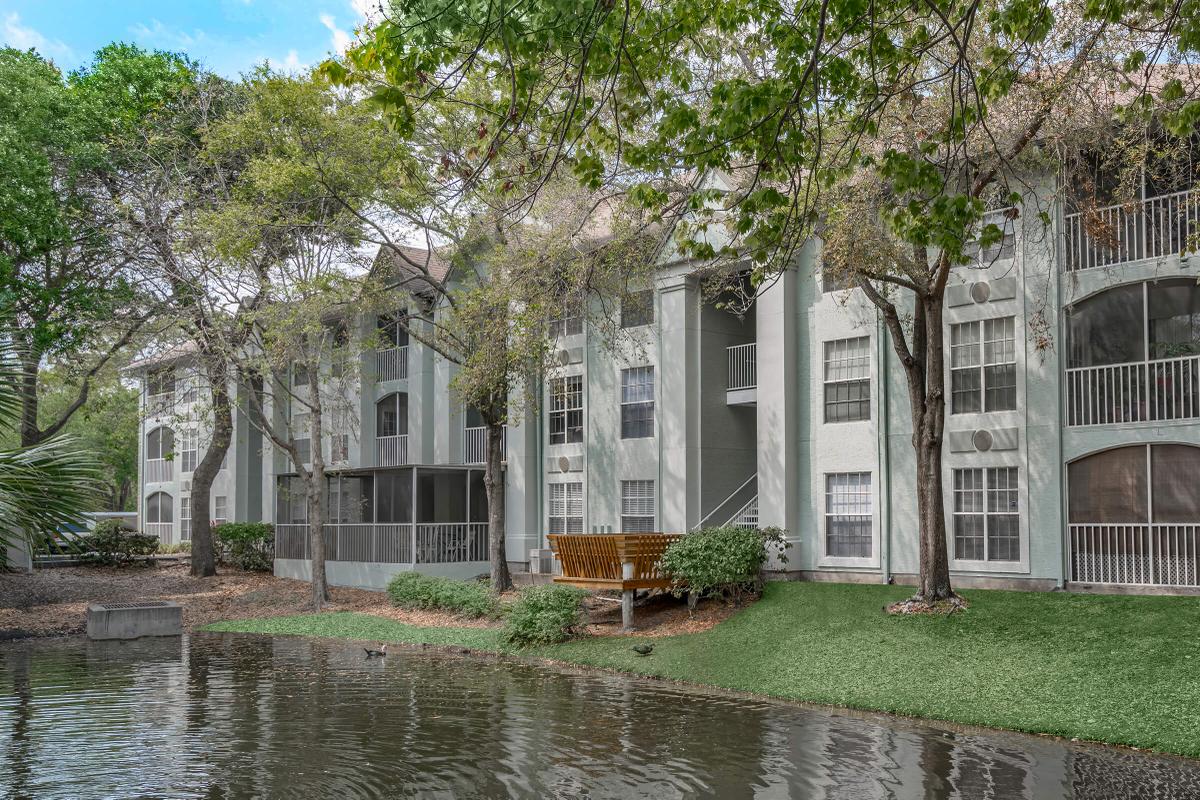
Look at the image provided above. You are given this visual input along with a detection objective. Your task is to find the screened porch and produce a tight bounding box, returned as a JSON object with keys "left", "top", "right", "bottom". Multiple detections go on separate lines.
{"left": 274, "top": 466, "right": 489, "bottom": 566}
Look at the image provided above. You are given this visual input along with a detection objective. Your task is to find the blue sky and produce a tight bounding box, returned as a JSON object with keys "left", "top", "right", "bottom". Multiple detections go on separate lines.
{"left": 0, "top": 0, "right": 376, "bottom": 76}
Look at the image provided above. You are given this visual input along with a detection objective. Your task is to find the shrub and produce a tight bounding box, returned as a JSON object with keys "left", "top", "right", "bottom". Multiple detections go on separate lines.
{"left": 214, "top": 522, "right": 274, "bottom": 571}
{"left": 386, "top": 572, "right": 499, "bottom": 618}
{"left": 158, "top": 541, "right": 192, "bottom": 554}
{"left": 503, "top": 584, "right": 588, "bottom": 647}
{"left": 660, "top": 526, "right": 789, "bottom": 605}
{"left": 82, "top": 520, "right": 159, "bottom": 565}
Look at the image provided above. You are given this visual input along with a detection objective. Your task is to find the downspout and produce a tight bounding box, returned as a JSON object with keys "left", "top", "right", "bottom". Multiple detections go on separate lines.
{"left": 656, "top": 287, "right": 665, "bottom": 534}
{"left": 878, "top": 315, "right": 893, "bottom": 584}
{"left": 1054, "top": 189, "right": 1067, "bottom": 590}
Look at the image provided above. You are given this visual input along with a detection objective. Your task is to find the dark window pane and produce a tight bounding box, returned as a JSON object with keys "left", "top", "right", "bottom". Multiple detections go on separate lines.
{"left": 1148, "top": 279, "right": 1200, "bottom": 359}
{"left": 954, "top": 514, "right": 985, "bottom": 560}
{"left": 1068, "top": 446, "right": 1148, "bottom": 523}
{"left": 620, "top": 291, "right": 654, "bottom": 328}
{"left": 984, "top": 364, "right": 1017, "bottom": 411}
{"left": 1152, "top": 444, "right": 1200, "bottom": 523}
{"left": 952, "top": 368, "right": 982, "bottom": 413}
{"left": 1065, "top": 283, "right": 1146, "bottom": 368}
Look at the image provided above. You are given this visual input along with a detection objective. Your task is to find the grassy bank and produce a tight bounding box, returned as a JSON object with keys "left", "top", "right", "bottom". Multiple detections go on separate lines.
{"left": 203, "top": 582, "right": 1200, "bottom": 758}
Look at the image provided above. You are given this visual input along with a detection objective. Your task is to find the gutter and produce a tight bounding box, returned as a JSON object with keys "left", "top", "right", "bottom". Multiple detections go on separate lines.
{"left": 878, "top": 314, "right": 893, "bottom": 584}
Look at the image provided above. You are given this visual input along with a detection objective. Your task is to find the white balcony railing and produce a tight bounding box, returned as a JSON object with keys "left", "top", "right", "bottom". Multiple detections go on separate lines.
{"left": 727, "top": 342, "right": 757, "bottom": 390}
{"left": 146, "top": 458, "right": 173, "bottom": 483}
{"left": 1065, "top": 354, "right": 1200, "bottom": 427}
{"left": 376, "top": 346, "right": 409, "bottom": 382}
{"left": 376, "top": 434, "right": 409, "bottom": 467}
{"left": 1064, "top": 189, "right": 1199, "bottom": 271}
{"left": 274, "top": 522, "right": 488, "bottom": 564}
{"left": 1069, "top": 524, "right": 1200, "bottom": 587}
{"left": 145, "top": 522, "right": 173, "bottom": 541}
{"left": 464, "top": 426, "right": 506, "bottom": 465}
{"left": 146, "top": 392, "right": 174, "bottom": 417}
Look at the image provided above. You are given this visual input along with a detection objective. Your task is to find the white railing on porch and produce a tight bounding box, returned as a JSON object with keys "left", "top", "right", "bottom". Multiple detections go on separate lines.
{"left": 275, "top": 522, "right": 488, "bottom": 565}
{"left": 1066, "top": 354, "right": 1200, "bottom": 426}
{"left": 464, "top": 426, "right": 506, "bottom": 465}
{"left": 728, "top": 496, "right": 759, "bottom": 529}
{"left": 145, "top": 522, "right": 173, "bottom": 541}
{"left": 1064, "top": 188, "right": 1199, "bottom": 271}
{"left": 376, "top": 434, "right": 409, "bottom": 467}
{"left": 1069, "top": 524, "right": 1200, "bottom": 587}
{"left": 146, "top": 392, "right": 174, "bottom": 417}
{"left": 146, "top": 458, "right": 173, "bottom": 483}
{"left": 376, "top": 345, "right": 409, "bottom": 382}
{"left": 727, "top": 343, "right": 757, "bottom": 391}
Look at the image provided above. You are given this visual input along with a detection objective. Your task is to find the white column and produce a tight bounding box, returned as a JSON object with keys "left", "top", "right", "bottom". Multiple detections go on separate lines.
{"left": 657, "top": 272, "right": 702, "bottom": 531}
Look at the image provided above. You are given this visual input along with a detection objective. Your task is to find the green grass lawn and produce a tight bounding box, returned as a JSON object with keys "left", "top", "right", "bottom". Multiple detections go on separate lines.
{"left": 203, "top": 582, "right": 1200, "bottom": 758}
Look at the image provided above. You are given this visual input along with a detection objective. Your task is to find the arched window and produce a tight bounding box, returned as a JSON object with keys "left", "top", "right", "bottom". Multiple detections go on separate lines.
{"left": 1069, "top": 444, "right": 1200, "bottom": 525}
{"left": 145, "top": 492, "right": 174, "bottom": 524}
{"left": 146, "top": 426, "right": 175, "bottom": 460}
{"left": 376, "top": 393, "right": 408, "bottom": 438}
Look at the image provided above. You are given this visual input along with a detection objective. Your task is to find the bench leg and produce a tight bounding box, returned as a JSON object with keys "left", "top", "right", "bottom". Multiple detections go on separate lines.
{"left": 621, "top": 561, "right": 634, "bottom": 631}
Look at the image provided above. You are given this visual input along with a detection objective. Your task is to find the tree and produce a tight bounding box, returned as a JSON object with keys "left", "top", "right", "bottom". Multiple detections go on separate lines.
{"left": 0, "top": 329, "right": 101, "bottom": 563}
{"left": 339, "top": 0, "right": 1200, "bottom": 604}
{"left": 0, "top": 46, "right": 182, "bottom": 448}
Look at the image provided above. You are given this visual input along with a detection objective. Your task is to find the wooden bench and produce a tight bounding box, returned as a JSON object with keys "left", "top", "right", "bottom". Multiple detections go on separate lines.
{"left": 548, "top": 533, "right": 683, "bottom": 630}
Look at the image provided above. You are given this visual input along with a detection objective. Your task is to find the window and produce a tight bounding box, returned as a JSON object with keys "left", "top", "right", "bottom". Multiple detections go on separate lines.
{"left": 620, "top": 480, "right": 655, "bottom": 532}
{"left": 292, "top": 411, "right": 311, "bottom": 465}
{"left": 620, "top": 366, "right": 654, "bottom": 439}
{"left": 963, "top": 208, "right": 1017, "bottom": 266}
{"left": 214, "top": 495, "right": 228, "bottom": 524}
{"left": 330, "top": 321, "right": 351, "bottom": 378}
{"left": 549, "top": 376, "right": 583, "bottom": 444}
{"left": 549, "top": 297, "right": 583, "bottom": 338}
{"left": 620, "top": 290, "right": 654, "bottom": 328}
{"left": 292, "top": 362, "right": 310, "bottom": 388}
{"left": 378, "top": 311, "right": 409, "bottom": 348}
{"left": 548, "top": 482, "right": 583, "bottom": 534}
{"left": 822, "top": 268, "right": 854, "bottom": 293}
{"left": 1069, "top": 444, "right": 1200, "bottom": 524}
{"left": 180, "top": 497, "right": 191, "bottom": 541}
{"left": 953, "top": 467, "right": 1020, "bottom": 562}
{"left": 147, "top": 368, "right": 175, "bottom": 397}
{"left": 179, "top": 429, "right": 198, "bottom": 473}
{"left": 178, "top": 372, "right": 199, "bottom": 405}
{"left": 823, "top": 337, "right": 871, "bottom": 422}
{"left": 825, "top": 473, "right": 873, "bottom": 558}
{"left": 330, "top": 409, "right": 350, "bottom": 463}
{"left": 145, "top": 491, "right": 173, "bottom": 524}
{"left": 146, "top": 427, "right": 175, "bottom": 460}
{"left": 950, "top": 317, "right": 1017, "bottom": 413}
{"left": 376, "top": 393, "right": 408, "bottom": 438}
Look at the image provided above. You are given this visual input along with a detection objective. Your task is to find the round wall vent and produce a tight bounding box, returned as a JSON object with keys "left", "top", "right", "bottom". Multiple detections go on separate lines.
{"left": 972, "top": 429, "right": 994, "bottom": 452}
{"left": 556, "top": 349, "right": 571, "bottom": 366}
{"left": 558, "top": 455, "right": 572, "bottom": 473}
{"left": 970, "top": 281, "right": 991, "bottom": 304}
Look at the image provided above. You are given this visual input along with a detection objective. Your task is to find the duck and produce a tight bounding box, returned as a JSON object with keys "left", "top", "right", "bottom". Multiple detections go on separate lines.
{"left": 631, "top": 643, "right": 654, "bottom": 657}
{"left": 364, "top": 643, "right": 388, "bottom": 658}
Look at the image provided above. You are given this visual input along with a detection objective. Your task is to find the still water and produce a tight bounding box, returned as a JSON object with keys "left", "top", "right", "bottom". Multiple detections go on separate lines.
{"left": 1, "top": 633, "right": 1198, "bottom": 799}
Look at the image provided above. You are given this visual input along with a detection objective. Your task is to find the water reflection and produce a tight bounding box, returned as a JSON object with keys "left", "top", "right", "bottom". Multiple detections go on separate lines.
{"left": 0, "top": 633, "right": 1197, "bottom": 799}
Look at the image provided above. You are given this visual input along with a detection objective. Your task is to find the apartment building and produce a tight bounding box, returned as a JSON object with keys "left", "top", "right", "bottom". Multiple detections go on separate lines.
{"left": 131, "top": 171, "right": 1200, "bottom": 594}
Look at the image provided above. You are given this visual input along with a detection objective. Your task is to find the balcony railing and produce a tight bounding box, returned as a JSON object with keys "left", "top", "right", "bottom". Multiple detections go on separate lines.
{"left": 727, "top": 342, "right": 757, "bottom": 391}
{"left": 1069, "top": 524, "right": 1200, "bottom": 587}
{"left": 145, "top": 522, "right": 173, "bottom": 541}
{"left": 146, "top": 458, "right": 173, "bottom": 483}
{"left": 464, "top": 426, "right": 506, "bottom": 465}
{"left": 1065, "top": 354, "right": 1200, "bottom": 426}
{"left": 146, "top": 392, "right": 174, "bottom": 417}
{"left": 275, "top": 522, "right": 488, "bottom": 564}
{"left": 1064, "top": 189, "right": 1199, "bottom": 271}
{"left": 376, "top": 345, "right": 409, "bottom": 382}
{"left": 376, "top": 434, "right": 409, "bottom": 466}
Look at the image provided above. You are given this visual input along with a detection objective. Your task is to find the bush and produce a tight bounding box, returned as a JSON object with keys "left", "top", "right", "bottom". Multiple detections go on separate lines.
{"left": 503, "top": 584, "right": 588, "bottom": 647}
{"left": 660, "top": 526, "right": 789, "bottom": 605}
{"left": 386, "top": 572, "right": 500, "bottom": 618}
{"left": 82, "top": 520, "right": 159, "bottom": 565}
{"left": 214, "top": 522, "right": 274, "bottom": 571}
{"left": 158, "top": 541, "right": 192, "bottom": 554}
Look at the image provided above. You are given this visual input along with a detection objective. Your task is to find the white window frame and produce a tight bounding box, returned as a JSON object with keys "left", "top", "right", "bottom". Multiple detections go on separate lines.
{"left": 949, "top": 464, "right": 1026, "bottom": 572}
{"left": 214, "top": 495, "right": 228, "bottom": 525}
{"left": 949, "top": 316, "right": 1017, "bottom": 415}
{"left": 180, "top": 496, "right": 191, "bottom": 541}
{"left": 963, "top": 207, "right": 1018, "bottom": 267}
{"left": 620, "top": 366, "right": 654, "bottom": 439}
{"left": 179, "top": 429, "right": 198, "bottom": 474}
{"left": 823, "top": 336, "right": 871, "bottom": 423}
{"left": 620, "top": 290, "right": 654, "bottom": 329}
{"left": 548, "top": 482, "right": 583, "bottom": 535}
{"left": 548, "top": 375, "right": 584, "bottom": 445}
{"left": 820, "top": 472, "right": 877, "bottom": 567}
{"left": 620, "top": 480, "right": 656, "bottom": 532}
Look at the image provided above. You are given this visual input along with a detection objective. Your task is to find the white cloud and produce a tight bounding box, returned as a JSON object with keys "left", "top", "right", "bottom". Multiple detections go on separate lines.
{"left": 280, "top": 49, "right": 305, "bottom": 72}
{"left": 129, "top": 20, "right": 203, "bottom": 50}
{"left": 3, "top": 12, "right": 74, "bottom": 62}
{"left": 319, "top": 13, "right": 352, "bottom": 54}
{"left": 349, "top": 0, "right": 383, "bottom": 23}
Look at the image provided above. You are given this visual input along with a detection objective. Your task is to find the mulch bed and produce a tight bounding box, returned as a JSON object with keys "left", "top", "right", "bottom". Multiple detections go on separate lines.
{"left": 581, "top": 590, "right": 749, "bottom": 637}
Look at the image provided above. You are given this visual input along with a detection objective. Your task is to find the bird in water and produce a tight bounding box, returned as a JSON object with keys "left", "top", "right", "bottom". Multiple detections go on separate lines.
{"left": 631, "top": 643, "right": 654, "bottom": 657}
{"left": 364, "top": 643, "right": 388, "bottom": 658}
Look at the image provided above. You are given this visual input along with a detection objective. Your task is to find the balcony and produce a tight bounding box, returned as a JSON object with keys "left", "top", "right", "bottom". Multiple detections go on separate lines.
{"left": 464, "top": 426, "right": 506, "bottom": 465}
{"left": 1068, "top": 523, "right": 1200, "bottom": 587}
{"left": 145, "top": 458, "right": 173, "bottom": 483}
{"left": 377, "top": 434, "right": 409, "bottom": 467}
{"left": 144, "top": 522, "right": 173, "bottom": 541}
{"left": 146, "top": 391, "right": 174, "bottom": 417}
{"left": 376, "top": 345, "right": 408, "bottom": 382}
{"left": 1065, "top": 355, "right": 1200, "bottom": 427}
{"left": 1064, "top": 189, "right": 1199, "bottom": 272}
{"left": 275, "top": 522, "right": 488, "bottom": 564}
{"left": 726, "top": 342, "right": 757, "bottom": 405}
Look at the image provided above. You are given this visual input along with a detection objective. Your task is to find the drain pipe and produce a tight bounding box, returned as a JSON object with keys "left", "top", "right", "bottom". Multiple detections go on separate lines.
{"left": 1053, "top": 201, "right": 1067, "bottom": 591}
{"left": 878, "top": 315, "right": 894, "bottom": 584}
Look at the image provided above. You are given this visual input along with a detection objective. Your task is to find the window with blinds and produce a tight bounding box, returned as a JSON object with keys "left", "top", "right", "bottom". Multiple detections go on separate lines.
{"left": 620, "top": 366, "right": 654, "bottom": 438}
{"left": 621, "top": 480, "right": 655, "bottom": 532}
{"left": 548, "top": 482, "right": 584, "bottom": 534}
{"left": 953, "top": 467, "right": 1020, "bottom": 562}
{"left": 549, "top": 376, "right": 584, "bottom": 444}
{"left": 823, "top": 337, "right": 871, "bottom": 422}
{"left": 825, "top": 473, "right": 872, "bottom": 558}
{"left": 950, "top": 317, "right": 1016, "bottom": 413}
{"left": 179, "top": 429, "right": 198, "bottom": 473}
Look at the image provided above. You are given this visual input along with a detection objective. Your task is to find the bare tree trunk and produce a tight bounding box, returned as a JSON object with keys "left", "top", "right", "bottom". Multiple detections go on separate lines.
{"left": 189, "top": 355, "right": 234, "bottom": 578}
{"left": 484, "top": 421, "right": 511, "bottom": 593}
{"left": 18, "top": 353, "right": 40, "bottom": 448}
{"left": 306, "top": 467, "right": 329, "bottom": 611}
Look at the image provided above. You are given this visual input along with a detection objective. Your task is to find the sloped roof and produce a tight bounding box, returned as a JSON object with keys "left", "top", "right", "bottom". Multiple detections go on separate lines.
{"left": 370, "top": 244, "right": 451, "bottom": 294}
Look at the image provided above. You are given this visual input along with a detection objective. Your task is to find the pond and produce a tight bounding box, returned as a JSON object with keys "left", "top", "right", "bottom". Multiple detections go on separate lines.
{"left": 1, "top": 633, "right": 1198, "bottom": 799}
